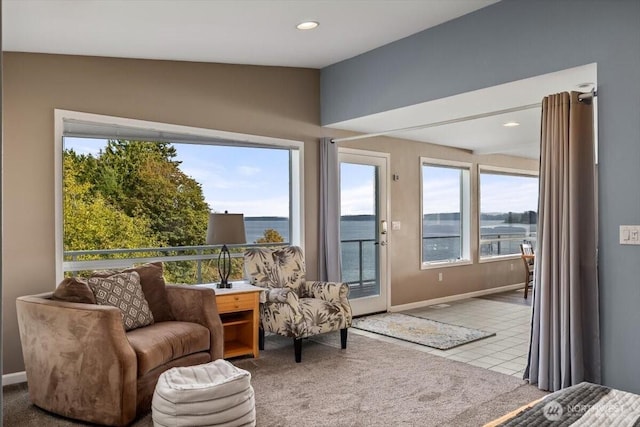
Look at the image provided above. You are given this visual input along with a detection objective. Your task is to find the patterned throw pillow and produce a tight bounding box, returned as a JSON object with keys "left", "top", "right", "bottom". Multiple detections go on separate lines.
{"left": 91, "top": 262, "right": 174, "bottom": 322}
{"left": 88, "top": 271, "right": 154, "bottom": 331}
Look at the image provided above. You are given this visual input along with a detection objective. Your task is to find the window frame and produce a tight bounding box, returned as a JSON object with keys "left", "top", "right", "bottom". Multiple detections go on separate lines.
{"left": 54, "top": 109, "right": 304, "bottom": 283}
{"left": 420, "top": 157, "right": 472, "bottom": 269}
{"left": 477, "top": 165, "right": 539, "bottom": 263}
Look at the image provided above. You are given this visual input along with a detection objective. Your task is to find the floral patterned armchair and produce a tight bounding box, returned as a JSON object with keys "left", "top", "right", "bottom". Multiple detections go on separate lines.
{"left": 244, "top": 246, "right": 352, "bottom": 362}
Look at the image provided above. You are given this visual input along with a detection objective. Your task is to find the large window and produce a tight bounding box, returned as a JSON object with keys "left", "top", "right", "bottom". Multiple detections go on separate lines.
{"left": 421, "top": 159, "right": 471, "bottom": 266}
{"left": 56, "top": 110, "right": 303, "bottom": 283}
{"left": 479, "top": 167, "right": 538, "bottom": 259}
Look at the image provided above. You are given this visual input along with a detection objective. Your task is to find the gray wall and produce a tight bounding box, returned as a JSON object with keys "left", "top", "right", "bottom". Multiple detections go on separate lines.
{"left": 321, "top": 0, "right": 640, "bottom": 393}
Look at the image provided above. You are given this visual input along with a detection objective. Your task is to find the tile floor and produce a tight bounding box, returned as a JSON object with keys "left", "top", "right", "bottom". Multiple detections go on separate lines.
{"left": 351, "top": 290, "right": 532, "bottom": 378}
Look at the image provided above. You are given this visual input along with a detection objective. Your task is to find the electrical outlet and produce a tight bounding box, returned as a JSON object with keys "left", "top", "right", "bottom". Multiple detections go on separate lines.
{"left": 438, "top": 272, "right": 443, "bottom": 282}
{"left": 620, "top": 225, "right": 640, "bottom": 245}
{"left": 510, "top": 263, "right": 514, "bottom": 271}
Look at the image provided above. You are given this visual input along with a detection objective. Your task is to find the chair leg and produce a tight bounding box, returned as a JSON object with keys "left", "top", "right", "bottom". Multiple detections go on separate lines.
{"left": 340, "top": 328, "right": 348, "bottom": 349}
{"left": 294, "top": 338, "right": 302, "bottom": 363}
{"left": 259, "top": 327, "right": 265, "bottom": 350}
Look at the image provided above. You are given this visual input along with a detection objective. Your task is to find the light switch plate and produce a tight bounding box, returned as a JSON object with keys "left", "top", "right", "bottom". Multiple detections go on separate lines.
{"left": 620, "top": 225, "right": 640, "bottom": 245}
{"left": 391, "top": 221, "right": 401, "bottom": 231}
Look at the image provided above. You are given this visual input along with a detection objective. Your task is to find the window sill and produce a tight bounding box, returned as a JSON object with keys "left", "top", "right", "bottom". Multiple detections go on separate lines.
{"left": 478, "top": 254, "right": 521, "bottom": 264}
{"left": 421, "top": 260, "right": 472, "bottom": 270}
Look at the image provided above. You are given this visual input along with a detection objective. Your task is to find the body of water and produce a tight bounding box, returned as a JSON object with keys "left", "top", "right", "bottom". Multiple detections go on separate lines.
{"left": 245, "top": 217, "right": 377, "bottom": 284}
{"left": 245, "top": 216, "right": 536, "bottom": 284}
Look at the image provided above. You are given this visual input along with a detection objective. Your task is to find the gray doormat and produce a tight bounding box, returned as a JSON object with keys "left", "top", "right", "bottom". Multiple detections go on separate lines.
{"left": 352, "top": 312, "right": 495, "bottom": 350}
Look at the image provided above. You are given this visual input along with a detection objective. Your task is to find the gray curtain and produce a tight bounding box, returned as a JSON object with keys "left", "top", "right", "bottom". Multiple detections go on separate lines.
{"left": 318, "top": 137, "right": 342, "bottom": 282}
{"left": 525, "top": 92, "right": 600, "bottom": 391}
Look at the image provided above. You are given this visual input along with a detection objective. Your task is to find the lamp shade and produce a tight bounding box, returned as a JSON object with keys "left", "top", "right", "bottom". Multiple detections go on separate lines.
{"left": 206, "top": 213, "right": 246, "bottom": 245}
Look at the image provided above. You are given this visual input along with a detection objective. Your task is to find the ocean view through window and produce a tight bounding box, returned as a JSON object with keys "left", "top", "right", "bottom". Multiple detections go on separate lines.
{"left": 479, "top": 168, "right": 538, "bottom": 259}
{"left": 61, "top": 130, "right": 367, "bottom": 287}
{"left": 62, "top": 135, "right": 295, "bottom": 283}
{"left": 421, "top": 159, "right": 471, "bottom": 266}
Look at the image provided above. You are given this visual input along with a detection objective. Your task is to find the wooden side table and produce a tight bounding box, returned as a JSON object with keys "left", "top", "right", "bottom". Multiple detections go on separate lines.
{"left": 198, "top": 283, "right": 263, "bottom": 359}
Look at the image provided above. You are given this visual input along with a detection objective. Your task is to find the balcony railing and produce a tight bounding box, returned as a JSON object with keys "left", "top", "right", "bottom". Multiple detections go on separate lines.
{"left": 480, "top": 233, "right": 536, "bottom": 257}
{"left": 422, "top": 233, "right": 537, "bottom": 262}
{"left": 340, "top": 238, "right": 378, "bottom": 299}
{"left": 65, "top": 238, "right": 375, "bottom": 290}
{"left": 64, "top": 242, "right": 287, "bottom": 283}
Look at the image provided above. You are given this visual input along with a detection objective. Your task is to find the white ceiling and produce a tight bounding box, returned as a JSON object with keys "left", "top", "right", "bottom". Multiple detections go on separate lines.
{"left": 2, "top": 0, "right": 498, "bottom": 69}
{"left": 2, "top": 0, "right": 596, "bottom": 160}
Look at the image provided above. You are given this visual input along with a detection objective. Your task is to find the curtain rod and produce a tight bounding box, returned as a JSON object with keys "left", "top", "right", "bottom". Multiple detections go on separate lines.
{"left": 578, "top": 89, "right": 597, "bottom": 103}
{"left": 331, "top": 102, "right": 540, "bottom": 143}
{"left": 332, "top": 88, "right": 598, "bottom": 143}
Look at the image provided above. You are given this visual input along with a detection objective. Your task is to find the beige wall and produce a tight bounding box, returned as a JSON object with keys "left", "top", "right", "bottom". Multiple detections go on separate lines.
{"left": 339, "top": 137, "right": 538, "bottom": 306}
{"left": 3, "top": 52, "right": 536, "bottom": 374}
{"left": 2, "top": 53, "right": 322, "bottom": 374}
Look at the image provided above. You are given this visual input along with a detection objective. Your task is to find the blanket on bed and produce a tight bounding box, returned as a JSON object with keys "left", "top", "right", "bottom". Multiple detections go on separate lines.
{"left": 498, "top": 382, "right": 640, "bottom": 426}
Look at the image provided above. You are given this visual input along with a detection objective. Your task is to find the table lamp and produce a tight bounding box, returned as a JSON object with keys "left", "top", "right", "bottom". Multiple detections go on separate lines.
{"left": 206, "top": 211, "right": 246, "bottom": 288}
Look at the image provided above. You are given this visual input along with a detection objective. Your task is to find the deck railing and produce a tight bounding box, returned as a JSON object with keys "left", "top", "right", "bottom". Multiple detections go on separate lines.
{"left": 64, "top": 238, "right": 376, "bottom": 288}
{"left": 64, "top": 242, "right": 287, "bottom": 283}
{"left": 421, "top": 233, "right": 537, "bottom": 261}
{"left": 66, "top": 235, "right": 524, "bottom": 294}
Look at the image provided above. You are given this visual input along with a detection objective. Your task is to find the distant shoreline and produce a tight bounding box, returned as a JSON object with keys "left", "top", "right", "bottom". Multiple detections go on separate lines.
{"left": 245, "top": 215, "right": 376, "bottom": 221}
{"left": 246, "top": 213, "right": 535, "bottom": 223}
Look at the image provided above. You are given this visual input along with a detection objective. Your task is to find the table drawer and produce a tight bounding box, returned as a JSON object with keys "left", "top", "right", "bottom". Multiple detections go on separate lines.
{"left": 216, "top": 293, "right": 255, "bottom": 313}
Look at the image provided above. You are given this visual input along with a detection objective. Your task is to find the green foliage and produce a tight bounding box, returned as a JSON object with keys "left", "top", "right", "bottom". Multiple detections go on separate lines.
{"left": 96, "top": 140, "right": 209, "bottom": 247}
{"left": 63, "top": 154, "right": 158, "bottom": 254}
{"left": 63, "top": 140, "right": 211, "bottom": 284}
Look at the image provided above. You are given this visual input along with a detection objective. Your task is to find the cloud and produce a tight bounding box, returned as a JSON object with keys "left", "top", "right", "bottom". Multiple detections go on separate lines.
{"left": 207, "top": 195, "right": 289, "bottom": 217}
{"left": 63, "top": 138, "right": 102, "bottom": 156}
{"left": 340, "top": 182, "right": 375, "bottom": 215}
{"left": 481, "top": 179, "right": 538, "bottom": 213}
{"left": 422, "top": 176, "right": 461, "bottom": 214}
{"left": 236, "top": 166, "right": 261, "bottom": 176}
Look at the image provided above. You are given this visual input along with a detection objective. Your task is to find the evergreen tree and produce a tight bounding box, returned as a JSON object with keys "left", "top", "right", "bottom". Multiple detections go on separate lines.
{"left": 95, "top": 140, "right": 210, "bottom": 247}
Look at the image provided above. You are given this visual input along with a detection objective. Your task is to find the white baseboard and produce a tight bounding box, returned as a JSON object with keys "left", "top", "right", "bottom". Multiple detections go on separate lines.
{"left": 2, "top": 371, "right": 27, "bottom": 386}
{"left": 389, "top": 282, "right": 525, "bottom": 312}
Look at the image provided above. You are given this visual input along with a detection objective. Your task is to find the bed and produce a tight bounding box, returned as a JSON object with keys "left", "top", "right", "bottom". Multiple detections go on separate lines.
{"left": 484, "top": 382, "right": 640, "bottom": 426}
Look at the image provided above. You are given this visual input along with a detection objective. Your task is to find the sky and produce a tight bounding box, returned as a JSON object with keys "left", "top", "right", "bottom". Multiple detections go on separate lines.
{"left": 340, "top": 163, "right": 376, "bottom": 216}
{"left": 422, "top": 166, "right": 538, "bottom": 214}
{"left": 64, "top": 137, "right": 538, "bottom": 218}
{"left": 64, "top": 137, "right": 291, "bottom": 217}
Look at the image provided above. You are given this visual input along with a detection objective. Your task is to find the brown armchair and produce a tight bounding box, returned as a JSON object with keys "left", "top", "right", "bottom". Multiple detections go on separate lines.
{"left": 16, "top": 285, "right": 223, "bottom": 426}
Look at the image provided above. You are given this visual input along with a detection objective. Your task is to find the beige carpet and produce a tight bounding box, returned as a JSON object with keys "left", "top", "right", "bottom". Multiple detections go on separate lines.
{"left": 3, "top": 332, "right": 546, "bottom": 426}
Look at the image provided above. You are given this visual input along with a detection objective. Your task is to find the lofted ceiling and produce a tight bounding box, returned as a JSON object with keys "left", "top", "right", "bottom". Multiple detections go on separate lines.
{"left": 2, "top": 0, "right": 595, "bottom": 160}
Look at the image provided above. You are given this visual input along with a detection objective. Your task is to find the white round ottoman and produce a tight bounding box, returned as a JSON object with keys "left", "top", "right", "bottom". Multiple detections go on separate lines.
{"left": 152, "top": 359, "right": 256, "bottom": 427}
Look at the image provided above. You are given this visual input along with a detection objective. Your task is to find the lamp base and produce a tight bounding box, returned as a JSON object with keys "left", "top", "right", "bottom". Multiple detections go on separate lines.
{"left": 217, "top": 244, "right": 233, "bottom": 289}
{"left": 217, "top": 281, "right": 233, "bottom": 289}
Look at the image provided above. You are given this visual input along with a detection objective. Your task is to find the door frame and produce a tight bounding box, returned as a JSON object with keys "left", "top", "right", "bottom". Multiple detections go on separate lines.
{"left": 339, "top": 148, "right": 391, "bottom": 316}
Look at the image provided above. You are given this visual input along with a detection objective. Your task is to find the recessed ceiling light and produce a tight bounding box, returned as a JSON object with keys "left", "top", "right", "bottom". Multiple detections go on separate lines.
{"left": 503, "top": 121, "right": 520, "bottom": 127}
{"left": 296, "top": 21, "right": 319, "bottom": 30}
